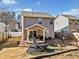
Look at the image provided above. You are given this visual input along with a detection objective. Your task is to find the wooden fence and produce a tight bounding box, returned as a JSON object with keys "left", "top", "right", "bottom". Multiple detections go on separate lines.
{"left": 0, "top": 32, "right": 22, "bottom": 41}
{"left": 0, "top": 32, "right": 8, "bottom": 42}
{"left": 8, "top": 32, "right": 22, "bottom": 37}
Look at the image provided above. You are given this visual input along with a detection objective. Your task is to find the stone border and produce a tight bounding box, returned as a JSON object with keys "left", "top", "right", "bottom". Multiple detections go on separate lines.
{"left": 30, "top": 49, "right": 79, "bottom": 59}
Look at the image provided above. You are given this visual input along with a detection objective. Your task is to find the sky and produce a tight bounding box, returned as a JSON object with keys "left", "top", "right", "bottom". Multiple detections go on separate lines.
{"left": 0, "top": 0, "right": 79, "bottom": 16}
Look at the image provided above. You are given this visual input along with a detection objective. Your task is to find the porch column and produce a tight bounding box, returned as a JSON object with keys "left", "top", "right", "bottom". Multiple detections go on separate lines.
{"left": 27, "top": 30, "right": 29, "bottom": 42}
{"left": 43, "top": 29, "right": 45, "bottom": 42}
{"left": 21, "top": 16, "right": 24, "bottom": 41}
{"left": 20, "top": 15, "right": 25, "bottom": 45}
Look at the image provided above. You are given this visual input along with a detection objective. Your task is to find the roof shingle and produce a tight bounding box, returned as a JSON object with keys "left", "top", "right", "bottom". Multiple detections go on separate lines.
{"left": 21, "top": 11, "right": 54, "bottom": 18}
{"left": 61, "top": 14, "right": 79, "bottom": 20}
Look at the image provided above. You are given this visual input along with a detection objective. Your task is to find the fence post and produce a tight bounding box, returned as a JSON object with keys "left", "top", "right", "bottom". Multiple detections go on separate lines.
{"left": 2, "top": 32, "right": 4, "bottom": 40}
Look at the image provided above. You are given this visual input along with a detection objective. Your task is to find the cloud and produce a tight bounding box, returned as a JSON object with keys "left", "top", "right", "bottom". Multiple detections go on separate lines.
{"left": 61, "top": 9, "right": 79, "bottom": 16}
{"left": 14, "top": 8, "right": 32, "bottom": 15}
{"left": 37, "top": 2, "right": 41, "bottom": 5}
{"left": 15, "top": 8, "right": 32, "bottom": 12}
{"left": 1, "top": 0, "right": 16, "bottom": 5}
{"left": 34, "top": 1, "right": 41, "bottom": 7}
{"left": 21, "top": 8, "right": 32, "bottom": 11}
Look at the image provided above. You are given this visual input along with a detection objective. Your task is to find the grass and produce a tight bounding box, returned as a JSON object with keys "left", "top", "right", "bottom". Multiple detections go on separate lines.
{"left": 0, "top": 37, "right": 21, "bottom": 49}
{"left": 28, "top": 50, "right": 46, "bottom": 56}
{"left": 0, "top": 37, "right": 78, "bottom": 59}
{"left": 0, "top": 47, "right": 28, "bottom": 59}
{"left": 0, "top": 37, "right": 29, "bottom": 59}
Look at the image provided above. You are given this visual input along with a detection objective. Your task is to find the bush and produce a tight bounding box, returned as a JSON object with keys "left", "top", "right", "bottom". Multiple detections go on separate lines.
{"left": 48, "top": 37, "right": 52, "bottom": 40}
{"left": 45, "top": 37, "right": 52, "bottom": 40}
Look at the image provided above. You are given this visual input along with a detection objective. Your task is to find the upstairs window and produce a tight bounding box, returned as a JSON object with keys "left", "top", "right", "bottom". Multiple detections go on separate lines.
{"left": 75, "top": 23, "right": 77, "bottom": 25}
{"left": 69, "top": 22, "right": 71, "bottom": 25}
{"left": 50, "top": 19, "right": 53, "bottom": 25}
{"left": 38, "top": 18, "right": 43, "bottom": 24}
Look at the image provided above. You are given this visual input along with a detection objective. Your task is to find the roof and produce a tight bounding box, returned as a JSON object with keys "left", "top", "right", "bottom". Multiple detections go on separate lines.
{"left": 21, "top": 11, "right": 54, "bottom": 18}
{"left": 25, "top": 24, "right": 47, "bottom": 30}
{"left": 61, "top": 14, "right": 79, "bottom": 20}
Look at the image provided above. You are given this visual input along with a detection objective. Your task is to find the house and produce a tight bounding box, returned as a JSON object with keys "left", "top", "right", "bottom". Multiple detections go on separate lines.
{"left": 20, "top": 11, "right": 55, "bottom": 43}
{"left": 0, "top": 21, "right": 6, "bottom": 32}
{"left": 54, "top": 14, "right": 79, "bottom": 34}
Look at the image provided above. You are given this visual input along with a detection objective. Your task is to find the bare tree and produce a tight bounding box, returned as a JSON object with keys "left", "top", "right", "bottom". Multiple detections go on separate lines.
{"left": 0, "top": 8, "right": 15, "bottom": 25}
{"left": 0, "top": 8, "right": 15, "bottom": 38}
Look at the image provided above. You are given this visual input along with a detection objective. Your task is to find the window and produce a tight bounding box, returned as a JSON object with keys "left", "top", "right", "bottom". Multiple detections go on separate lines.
{"left": 69, "top": 22, "right": 71, "bottom": 25}
{"left": 29, "top": 31, "right": 37, "bottom": 38}
{"left": 50, "top": 19, "right": 53, "bottom": 25}
{"left": 78, "top": 29, "right": 79, "bottom": 32}
{"left": 75, "top": 23, "right": 77, "bottom": 25}
{"left": 38, "top": 18, "right": 43, "bottom": 24}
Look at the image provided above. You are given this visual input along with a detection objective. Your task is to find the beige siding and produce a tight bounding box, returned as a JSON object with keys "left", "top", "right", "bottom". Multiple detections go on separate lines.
{"left": 24, "top": 17, "right": 38, "bottom": 27}
{"left": 69, "top": 20, "right": 79, "bottom": 33}
{"left": 43, "top": 18, "right": 54, "bottom": 38}
{"left": 24, "top": 17, "right": 54, "bottom": 38}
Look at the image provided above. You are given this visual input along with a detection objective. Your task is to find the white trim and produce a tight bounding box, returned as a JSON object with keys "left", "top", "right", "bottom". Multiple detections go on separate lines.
{"left": 25, "top": 24, "right": 47, "bottom": 43}
{"left": 27, "top": 30, "right": 29, "bottom": 42}
{"left": 21, "top": 15, "right": 24, "bottom": 40}
{"left": 25, "top": 24, "right": 47, "bottom": 30}
{"left": 43, "top": 29, "right": 45, "bottom": 42}
{"left": 27, "top": 29, "right": 46, "bottom": 43}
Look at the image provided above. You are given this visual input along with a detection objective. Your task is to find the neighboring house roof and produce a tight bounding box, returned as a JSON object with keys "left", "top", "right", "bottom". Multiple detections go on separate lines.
{"left": 21, "top": 11, "right": 54, "bottom": 18}
{"left": 61, "top": 14, "right": 79, "bottom": 20}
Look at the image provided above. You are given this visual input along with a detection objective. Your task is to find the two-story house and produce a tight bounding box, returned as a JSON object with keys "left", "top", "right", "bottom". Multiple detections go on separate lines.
{"left": 54, "top": 14, "right": 79, "bottom": 34}
{"left": 20, "top": 11, "right": 55, "bottom": 43}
